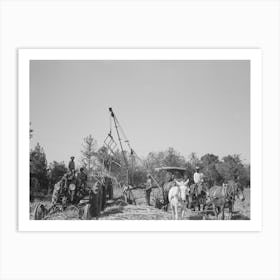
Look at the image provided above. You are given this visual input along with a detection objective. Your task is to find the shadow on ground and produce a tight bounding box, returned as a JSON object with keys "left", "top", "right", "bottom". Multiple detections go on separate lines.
{"left": 100, "top": 206, "right": 125, "bottom": 217}
{"left": 231, "top": 211, "right": 250, "bottom": 220}
{"left": 187, "top": 210, "right": 250, "bottom": 220}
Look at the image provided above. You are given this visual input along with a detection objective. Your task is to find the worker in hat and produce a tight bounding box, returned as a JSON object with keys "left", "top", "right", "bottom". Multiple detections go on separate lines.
{"left": 194, "top": 167, "right": 204, "bottom": 184}
{"left": 193, "top": 166, "right": 204, "bottom": 196}
{"left": 68, "top": 156, "right": 75, "bottom": 175}
{"left": 145, "top": 174, "right": 153, "bottom": 206}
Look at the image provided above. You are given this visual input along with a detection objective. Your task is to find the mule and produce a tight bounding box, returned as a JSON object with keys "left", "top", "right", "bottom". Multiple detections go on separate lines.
{"left": 208, "top": 181, "right": 245, "bottom": 219}
{"left": 168, "top": 181, "right": 189, "bottom": 220}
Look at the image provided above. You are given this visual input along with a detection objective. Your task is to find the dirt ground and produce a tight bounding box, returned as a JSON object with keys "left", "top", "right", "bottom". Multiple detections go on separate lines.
{"left": 30, "top": 188, "right": 250, "bottom": 220}
{"left": 100, "top": 187, "right": 250, "bottom": 220}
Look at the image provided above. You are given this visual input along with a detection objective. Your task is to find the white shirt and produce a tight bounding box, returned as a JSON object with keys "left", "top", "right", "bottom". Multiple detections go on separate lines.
{"left": 193, "top": 172, "right": 203, "bottom": 184}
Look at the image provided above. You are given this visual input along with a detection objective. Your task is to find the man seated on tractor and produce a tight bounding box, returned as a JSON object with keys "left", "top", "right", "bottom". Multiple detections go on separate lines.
{"left": 76, "top": 167, "right": 88, "bottom": 198}
{"left": 61, "top": 173, "right": 70, "bottom": 193}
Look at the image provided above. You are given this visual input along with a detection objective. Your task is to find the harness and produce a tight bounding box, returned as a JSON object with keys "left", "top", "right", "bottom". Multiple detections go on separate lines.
{"left": 212, "top": 184, "right": 235, "bottom": 202}
{"left": 227, "top": 186, "right": 236, "bottom": 202}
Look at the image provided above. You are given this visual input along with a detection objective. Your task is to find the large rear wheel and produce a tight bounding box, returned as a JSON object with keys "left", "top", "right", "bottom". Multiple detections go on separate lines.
{"left": 33, "top": 202, "right": 48, "bottom": 220}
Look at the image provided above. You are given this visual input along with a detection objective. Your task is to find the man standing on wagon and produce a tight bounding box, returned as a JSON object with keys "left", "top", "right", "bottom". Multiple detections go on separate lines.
{"left": 193, "top": 166, "right": 204, "bottom": 193}
{"left": 68, "top": 156, "right": 75, "bottom": 175}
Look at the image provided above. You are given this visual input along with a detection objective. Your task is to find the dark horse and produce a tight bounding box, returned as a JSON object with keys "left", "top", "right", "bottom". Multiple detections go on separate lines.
{"left": 188, "top": 182, "right": 209, "bottom": 211}
{"left": 207, "top": 180, "right": 245, "bottom": 220}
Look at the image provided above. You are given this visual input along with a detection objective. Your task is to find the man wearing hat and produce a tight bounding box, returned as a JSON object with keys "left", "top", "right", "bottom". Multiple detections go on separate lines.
{"left": 145, "top": 174, "right": 153, "bottom": 206}
{"left": 68, "top": 156, "right": 75, "bottom": 175}
{"left": 193, "top": 166, "right": 204, "bottom": 185}
{"left": 79, "top": 167, "right": 87, "bottom": 187}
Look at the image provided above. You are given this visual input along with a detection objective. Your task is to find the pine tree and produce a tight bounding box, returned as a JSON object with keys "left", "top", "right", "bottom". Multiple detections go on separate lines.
{"left": 30, "top": 143, "right": 49, "bottom": 195}
{"left": 80, "top": 134, "right": 98, "bottom": 175}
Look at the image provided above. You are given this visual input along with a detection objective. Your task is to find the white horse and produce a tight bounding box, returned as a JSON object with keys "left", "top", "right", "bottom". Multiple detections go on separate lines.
{"left": 168, "top": 180, "right": 189, "bottom": 220}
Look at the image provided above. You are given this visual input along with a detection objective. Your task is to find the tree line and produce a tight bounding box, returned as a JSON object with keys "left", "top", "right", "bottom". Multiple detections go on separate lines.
{"left": 30, "top": 132, "right": 250, "bottom": 199}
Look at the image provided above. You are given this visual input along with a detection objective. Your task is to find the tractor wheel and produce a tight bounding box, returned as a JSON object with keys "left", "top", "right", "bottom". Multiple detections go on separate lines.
{"left": 33, "top": 202, "right": 48, "bottom": 220}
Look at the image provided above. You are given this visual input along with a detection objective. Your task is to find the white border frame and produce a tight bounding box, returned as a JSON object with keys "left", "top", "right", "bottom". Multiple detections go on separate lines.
{"left": 18, "top": 48, "right": 262, "bottom": 232}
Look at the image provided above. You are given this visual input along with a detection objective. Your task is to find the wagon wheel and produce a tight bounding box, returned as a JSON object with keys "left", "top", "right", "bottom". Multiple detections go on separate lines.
{"left": 33, "top": 202, "right": 48, "bottom": 220}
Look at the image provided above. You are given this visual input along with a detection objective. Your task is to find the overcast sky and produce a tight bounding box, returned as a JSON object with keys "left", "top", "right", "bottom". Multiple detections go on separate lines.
{"left": 30, "top": 60, "right": 250, "bottom": 165}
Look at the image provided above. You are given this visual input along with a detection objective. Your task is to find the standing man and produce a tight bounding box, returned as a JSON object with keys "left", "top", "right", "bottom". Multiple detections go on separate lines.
{"left": 193, "top": 166, "right": 203, "bottom": 185}
{"left": 68, "top": 156, "right": 75, "bottom": 175}
{"left": 146, "top": 174, "right": 153, "bottom": 206}
{"left": 193, "top": 166, "right": 204, "bottom": 198}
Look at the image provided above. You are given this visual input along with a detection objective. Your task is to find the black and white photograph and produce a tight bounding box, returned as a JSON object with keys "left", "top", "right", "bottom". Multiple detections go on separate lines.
{"left": 17, "top": 48, "right": 262, "bottom": 231}
{"left": 26, "top": 52, "right": 253, "bottom": 224}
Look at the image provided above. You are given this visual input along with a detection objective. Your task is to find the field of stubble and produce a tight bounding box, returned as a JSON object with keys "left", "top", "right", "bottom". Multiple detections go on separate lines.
{"left": 30, "top": 187, "right": 250, "bottom": 220}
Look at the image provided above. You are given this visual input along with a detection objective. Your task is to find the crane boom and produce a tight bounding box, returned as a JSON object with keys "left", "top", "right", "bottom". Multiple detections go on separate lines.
{"left": 108, "top": 108, "right": 162, "bottom": 201}
{"left": 109, "top": 108, "right": 129, "bottom": 184}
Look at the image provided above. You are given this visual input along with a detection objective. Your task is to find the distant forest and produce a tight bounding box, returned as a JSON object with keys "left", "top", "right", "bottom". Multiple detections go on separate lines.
{"left": 30, "top": 128, "right": 250, "bottom": 199}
